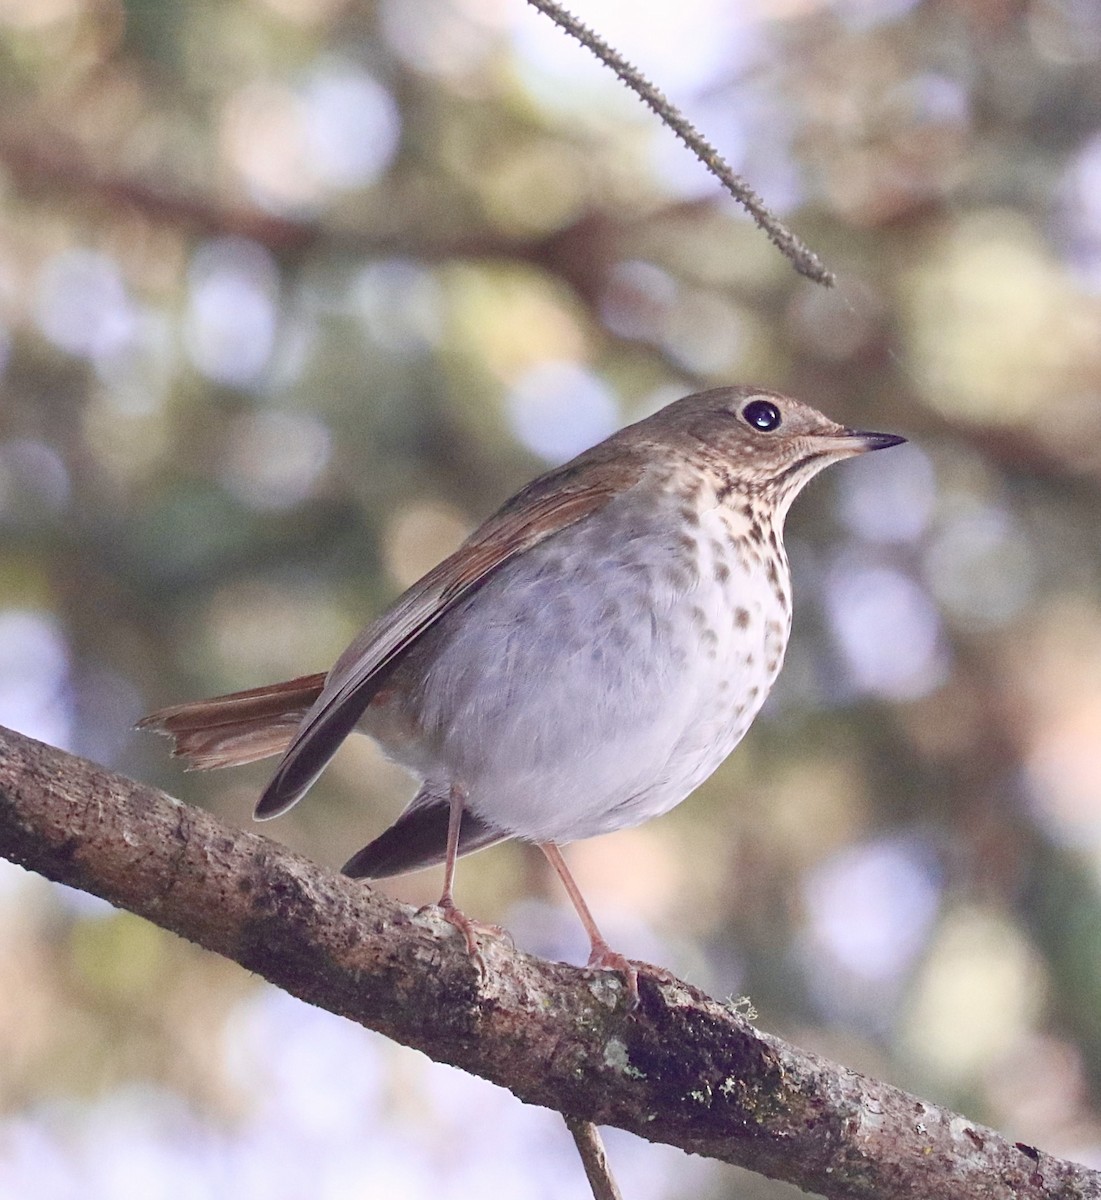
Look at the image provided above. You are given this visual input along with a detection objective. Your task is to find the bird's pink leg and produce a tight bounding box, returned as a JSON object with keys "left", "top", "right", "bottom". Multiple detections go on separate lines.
{"left": 434, "top": 784, "right": 482, "bottom": 957}
{"left": 539, "top": 842, "right": 640, "bottom": 1004}
{"left": 431, "top": 785, "right": 507, "bottom": 965}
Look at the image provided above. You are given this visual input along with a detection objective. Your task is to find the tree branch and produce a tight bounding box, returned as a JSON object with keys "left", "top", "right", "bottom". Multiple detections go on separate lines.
{"left": 0, "top": 723, "right": 1092, "bottom": 1200}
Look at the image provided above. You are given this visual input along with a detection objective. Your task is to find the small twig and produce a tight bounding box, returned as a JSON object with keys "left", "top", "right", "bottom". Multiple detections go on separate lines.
{"left": 564, "top": 1116, "right": 624, "bottom": 1200}
{"left": 524, "top": 0, "right": 835, "bottom": 287}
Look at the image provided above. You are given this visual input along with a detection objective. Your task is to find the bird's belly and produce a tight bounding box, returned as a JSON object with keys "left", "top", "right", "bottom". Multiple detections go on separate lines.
{"left": 363, "top": 501, "right": 790, "bottom": 843}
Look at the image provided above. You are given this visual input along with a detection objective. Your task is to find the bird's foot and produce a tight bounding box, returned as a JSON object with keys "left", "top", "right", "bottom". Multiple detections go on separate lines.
{"left": 586, "top": 940, "right": 641, "bottom": 1007}
{"left": 586, "top": 944, "right": 685, "bottom": 1008}
{"left": 420, "top": 899, "right": 512, "bottom": 973}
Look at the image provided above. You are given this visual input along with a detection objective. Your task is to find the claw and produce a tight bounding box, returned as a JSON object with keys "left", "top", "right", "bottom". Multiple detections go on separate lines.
{"left": 420, "top": 899, "right": 510, "bottom": 976}
{"left": 587, "top": 940, "right": 641, "bottom": 1008}
{"left": 586, "top": 945, "right": 684, "bottom": 1009}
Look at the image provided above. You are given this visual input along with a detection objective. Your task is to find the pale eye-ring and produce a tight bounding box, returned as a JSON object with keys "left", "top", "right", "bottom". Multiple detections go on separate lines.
{"left": 742, "top": 399, "right": 782, "bottom": 431}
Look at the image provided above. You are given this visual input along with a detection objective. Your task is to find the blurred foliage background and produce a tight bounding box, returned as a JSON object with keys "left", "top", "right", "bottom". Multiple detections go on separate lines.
{"left": 1, "top": 0, "right": 1100, "bottom": 1196}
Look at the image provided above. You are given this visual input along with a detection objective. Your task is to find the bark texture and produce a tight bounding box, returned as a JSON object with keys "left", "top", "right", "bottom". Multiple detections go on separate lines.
{"left": 0, "top": 724, "right": 1096, "bottom": 1200}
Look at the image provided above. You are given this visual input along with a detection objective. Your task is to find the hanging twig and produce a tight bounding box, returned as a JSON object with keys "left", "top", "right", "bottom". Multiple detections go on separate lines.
{"left": 564, "top": 1116, "right": 624, "bottom": 1200}
{"left": 523, "top": 0, "right": 835, "bottom": 287}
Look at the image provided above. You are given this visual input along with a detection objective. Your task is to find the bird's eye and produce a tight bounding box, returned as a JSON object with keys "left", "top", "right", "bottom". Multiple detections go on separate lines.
{"left": 742, "top": 399, "right": 782, "bottom": 431}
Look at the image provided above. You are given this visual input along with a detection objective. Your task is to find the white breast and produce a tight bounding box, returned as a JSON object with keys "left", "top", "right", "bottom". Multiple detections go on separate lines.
{"left": 365, "top": 483, "right": 793, "bottom": 844}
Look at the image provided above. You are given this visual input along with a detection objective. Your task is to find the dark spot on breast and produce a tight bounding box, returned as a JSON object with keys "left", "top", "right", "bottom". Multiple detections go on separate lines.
{"left": 551, "top": 596, "right": 574, "bottom": 624}
{"left": 734, "top": 607, "right": 750, "bottom": 629}
{"left": 608, "top": 626, "right": 633, "bottom": 652}
{"left": 715, "top": 561, "right": 731, "bottom": 585}
{"left": 623, "top": 562, "right": 651, "bottom": 583}
{"left": 663, "top": 563, "right": 695, "bottom": 591}
{"left": 678, "top": 504, "right": 701, "bottom": 528}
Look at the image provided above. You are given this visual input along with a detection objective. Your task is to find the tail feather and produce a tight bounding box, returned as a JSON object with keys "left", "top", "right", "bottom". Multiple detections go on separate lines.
{"left": 137, "top": 672, "right": 327, "bottom": 770}
{"left": 342, "top": 791, "right": 508, "bottom": 879}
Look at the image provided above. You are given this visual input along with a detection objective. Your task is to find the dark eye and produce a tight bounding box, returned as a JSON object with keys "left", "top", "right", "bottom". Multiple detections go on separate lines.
{"left": 742, "top": 399, "right": 782, "bottom": 431}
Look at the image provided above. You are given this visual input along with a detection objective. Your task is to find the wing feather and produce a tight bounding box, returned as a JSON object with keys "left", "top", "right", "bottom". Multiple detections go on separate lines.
{"left": 255, "top": 459, "right": 641, "bottom": 818}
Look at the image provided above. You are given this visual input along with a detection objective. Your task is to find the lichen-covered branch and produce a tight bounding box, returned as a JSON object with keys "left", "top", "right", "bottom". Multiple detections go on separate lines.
{"left": 0, "top": 724, "right": 1092, "bottom": 1200}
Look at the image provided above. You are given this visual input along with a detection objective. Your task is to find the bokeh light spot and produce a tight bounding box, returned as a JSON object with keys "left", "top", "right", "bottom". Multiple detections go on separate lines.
{"left": 0, "top": 439, "right": 70, "bottom": 519}
{"left": 601, "top": 260, "right": 678, "bottom": 342}
{"left": 1059, "top": 130, "right": 1101, "bottom": 289}
{"left": 505, "top": 361, "right": 619, "bottom": 463}
{"left": 380, "top": 0, "right": 508, "bottom": 80}
{"left": 221, "top": 80, "right": 319, "bottom": 212}
{"left": 923, "top": 505, "right": 1036, "bottom": 629}
{"left": 184, "top": 238, "right": 280, "bottom": 387}
{"left": 825, "top": 557, "right": 948, "bottom": 699}
{"left": 0, "top": 0, "right": 83, "bottom": 30}
{"left": 350, "top": 260, "right": 443, "bottom": 356}
{"left": 383, "top": 501, "right": 471, "bottom": 590}
{"left": 836, "top": 441, "right": 935, "bottom": 544}
{"left": 803, "top": 837, "right": 941, "bottom": 982}
{"left": 301, "top": 64, "right": 401, "bottom": 190}
{"left": 902, "top": 906, "right": 1046, "bottom": 1082}
{"left": 905, "top": 212, "right": 1094, "bottom": 423}
{"left": 36, "top": 250, "right": 138, "bottom": 362}
{"left": 221, "top": 409, "right": 332, "bottom": 511}
{"left": 0, "top": 610, "right": 71, "bottom": 749}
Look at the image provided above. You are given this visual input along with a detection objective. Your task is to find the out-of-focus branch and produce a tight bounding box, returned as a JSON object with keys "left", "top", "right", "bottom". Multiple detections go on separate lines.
{"left": 0, "top": 120, "right": 701, "bottom": 279}
{"left": 524, "top": 0, "right": 835, "bottom": 286}
{"left": 0, "top": 123, "right": 317, "bottom": 250}
{"left": 0, "top": 723, "right": 1092, "bottom": 1200}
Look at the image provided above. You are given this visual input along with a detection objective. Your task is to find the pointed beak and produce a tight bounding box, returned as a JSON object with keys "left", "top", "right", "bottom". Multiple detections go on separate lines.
{"left": 807, "top": 428, "right": 906, "bottom": 460}
{"left": 844, "top": 429, "right": 907, "bottom": 453}
{"left": 847, "top": 429, "right": 907, "bottom": 453}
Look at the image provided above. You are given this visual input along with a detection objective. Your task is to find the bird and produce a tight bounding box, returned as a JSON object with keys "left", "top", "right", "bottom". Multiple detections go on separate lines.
{"left": 139, "top": 385, "right": 904, "bottom": 993}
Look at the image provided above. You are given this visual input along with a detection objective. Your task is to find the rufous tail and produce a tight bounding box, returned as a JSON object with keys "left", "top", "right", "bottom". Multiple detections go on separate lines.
{"left": 136, "top": 673, "right": 327, "bottom": 770}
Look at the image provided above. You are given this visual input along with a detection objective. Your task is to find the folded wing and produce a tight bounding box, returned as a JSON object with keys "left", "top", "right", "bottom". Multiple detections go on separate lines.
{"left": 255, "top": 455, "right": 642, "bottom": 819}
